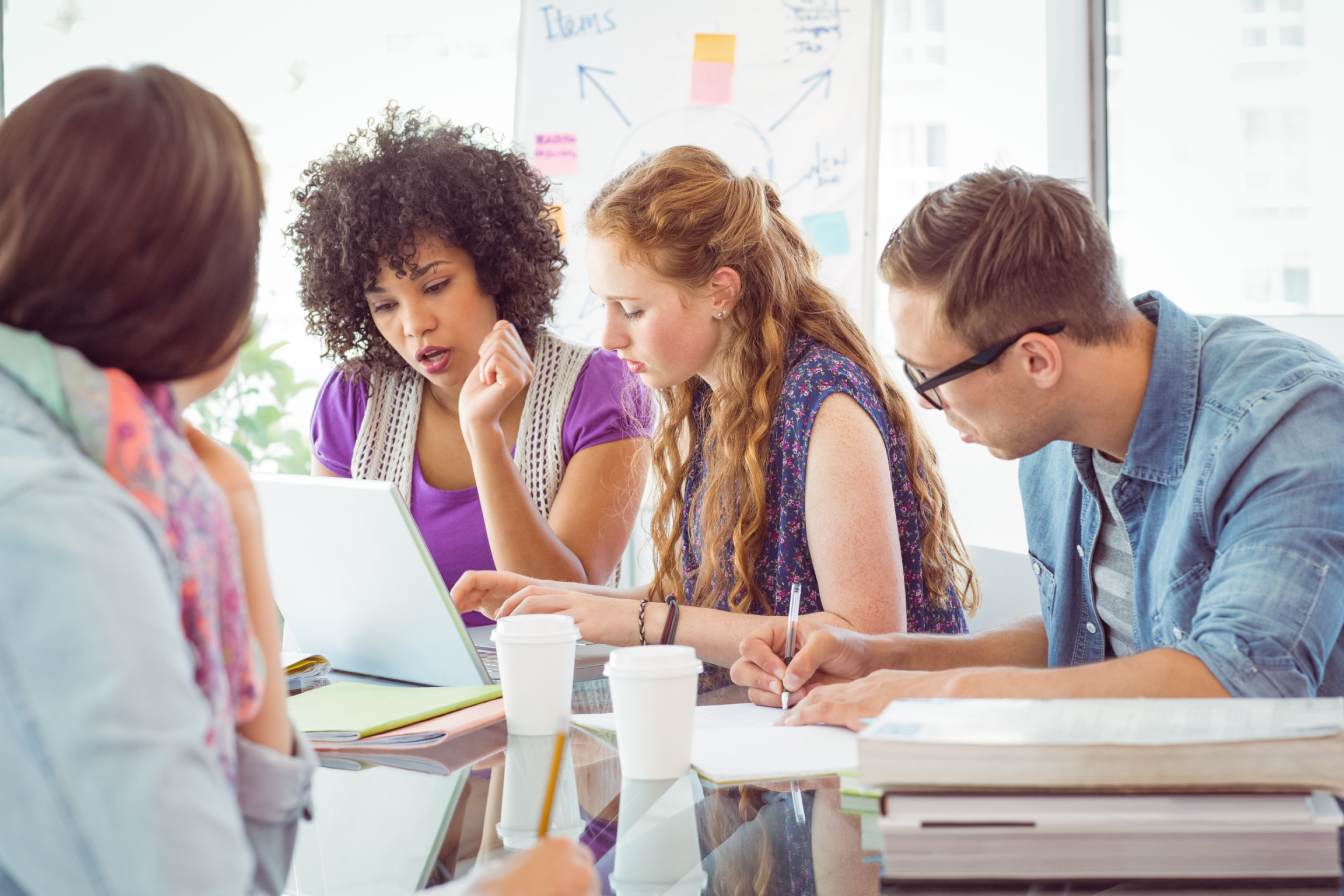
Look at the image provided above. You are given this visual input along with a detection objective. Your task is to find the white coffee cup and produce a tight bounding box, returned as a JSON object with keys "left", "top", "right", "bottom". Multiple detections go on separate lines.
{"left": 610, "top": 772, "right": 708, "bottom": 896}
{"left": 495, "top": 733, "right": 583, "bottom": 850}
{"left": 603, "top": 645, "right": 703, "bottom": 779}
{"left": 491, "top": 614, "right": 579, "bottom": 735}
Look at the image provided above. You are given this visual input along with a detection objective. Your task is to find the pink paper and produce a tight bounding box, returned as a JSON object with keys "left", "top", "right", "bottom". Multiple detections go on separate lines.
{"left": 534, "top": 133, "right": 579, "bottom": 176}
{"left": 691, "top": 61, "right": 734, "bottom": 105}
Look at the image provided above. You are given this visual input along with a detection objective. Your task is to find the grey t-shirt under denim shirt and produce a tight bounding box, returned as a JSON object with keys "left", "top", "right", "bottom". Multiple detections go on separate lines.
{"left": 1089, "top": 450, "right": 1136, "bottom": 658}
{"left": 0, "top": 371, "right": 315, "bottom": 896}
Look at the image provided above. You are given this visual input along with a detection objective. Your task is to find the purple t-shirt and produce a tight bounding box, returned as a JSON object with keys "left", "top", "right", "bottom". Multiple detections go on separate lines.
{"left": 310, "top": 348, "right": 652, "bottom": 626}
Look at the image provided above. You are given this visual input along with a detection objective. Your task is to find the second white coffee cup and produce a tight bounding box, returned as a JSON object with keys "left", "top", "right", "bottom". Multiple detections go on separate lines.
{"left": 492, "top": 614, "right": 580, "bottom": 735}
{"left": 604, "top": 645, "right": 703, "bottom": 779}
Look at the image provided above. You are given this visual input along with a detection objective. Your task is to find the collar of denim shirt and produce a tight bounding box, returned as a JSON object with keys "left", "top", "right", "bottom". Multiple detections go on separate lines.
{"left": 1068, "top": 291, "right": 1202, "bottom": 489}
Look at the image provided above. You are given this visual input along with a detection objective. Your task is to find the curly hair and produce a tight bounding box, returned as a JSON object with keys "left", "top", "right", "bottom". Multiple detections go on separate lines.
{"left": 589, "top": 145, "right": 980, "bottom": 617}
{"left": 286, "top": 105, "right": 564, "bottom": 374}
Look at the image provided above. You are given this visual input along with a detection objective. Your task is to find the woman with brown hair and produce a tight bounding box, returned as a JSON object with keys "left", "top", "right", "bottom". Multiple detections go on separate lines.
{"left": 0, "top": 66, "right": 594, "bottom": 896}
{"left": 454, "top": 145, "right": 977, "bottom": 681}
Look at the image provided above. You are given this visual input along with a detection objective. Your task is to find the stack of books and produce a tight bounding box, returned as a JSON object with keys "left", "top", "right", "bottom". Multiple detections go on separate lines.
{"left": 857, "top": 698, "right": 1344, "bottom": 881}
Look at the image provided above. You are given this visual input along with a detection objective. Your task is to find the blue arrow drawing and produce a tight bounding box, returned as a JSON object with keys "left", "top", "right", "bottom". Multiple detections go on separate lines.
{"left": 577, "top": 65, "right": 631, "bottom": 128}
{"left": 769, "top": 69, "right": 833, "bottom": 132}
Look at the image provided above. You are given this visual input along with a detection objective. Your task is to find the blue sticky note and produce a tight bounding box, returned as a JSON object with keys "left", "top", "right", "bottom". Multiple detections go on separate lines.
{"left": 802, "top": 211, "right": 850, "bottom": 256}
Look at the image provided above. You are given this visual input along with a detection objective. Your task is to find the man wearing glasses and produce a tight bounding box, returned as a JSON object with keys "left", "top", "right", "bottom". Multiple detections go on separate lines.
{"left": 733, "top": 167, "right": 1344, "bottom": 725}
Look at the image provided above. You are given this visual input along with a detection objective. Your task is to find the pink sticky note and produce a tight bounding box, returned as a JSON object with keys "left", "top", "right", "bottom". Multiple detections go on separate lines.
{"left": 691, "top": 61, "right": 733, "bottom": 105}
{"left": 533, "top": 133, "right": 578, "bottom": 177}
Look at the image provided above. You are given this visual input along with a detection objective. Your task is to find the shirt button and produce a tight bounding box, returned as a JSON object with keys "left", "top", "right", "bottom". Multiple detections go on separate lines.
{"left": 1173, "top": 626, "right": 1185, "bottom": 640}
{"left": 1032, "top": 561, "right": 1042, "bottom": 576}
{"left": 1086, "top": 622, "right": 1098, "bottom": 634}
{"left": 1076, "top": 544, "right": 1085, "bottom": 559}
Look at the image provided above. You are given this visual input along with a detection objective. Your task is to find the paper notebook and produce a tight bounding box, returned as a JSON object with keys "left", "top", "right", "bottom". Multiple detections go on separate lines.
{"left": 310, "top": 698, "right": 506, "bottom": 750}
{"left": 573, "top": 702, "right": 858, "bottom": 784}
{"left": 288, "top": 682, "right": 501, "bottom": 742}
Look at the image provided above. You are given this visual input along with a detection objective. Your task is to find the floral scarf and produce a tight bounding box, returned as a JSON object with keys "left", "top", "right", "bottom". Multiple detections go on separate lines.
{"left": 0, "top": 323, "right": 260, "bottom": 784}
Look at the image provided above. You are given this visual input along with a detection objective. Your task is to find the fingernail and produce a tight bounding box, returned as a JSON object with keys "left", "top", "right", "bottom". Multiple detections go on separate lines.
{"left": 770, "top": 680, "right": 781, "bottom": 694}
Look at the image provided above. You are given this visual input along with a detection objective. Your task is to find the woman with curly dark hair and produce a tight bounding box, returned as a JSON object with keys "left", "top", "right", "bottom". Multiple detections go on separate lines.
{"left": 290, "top": 107, "right": 650, "bottom": 621}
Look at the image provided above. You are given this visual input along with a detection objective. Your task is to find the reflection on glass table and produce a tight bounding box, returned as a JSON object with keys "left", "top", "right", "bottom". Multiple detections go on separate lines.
{"left": 284, "top": 694, "right": 1344, "bottom": 896}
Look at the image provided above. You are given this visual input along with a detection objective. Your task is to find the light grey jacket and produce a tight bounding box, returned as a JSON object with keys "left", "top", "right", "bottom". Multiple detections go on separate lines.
{"left": 0, "top": 371, "right": 315, "bottom": 895}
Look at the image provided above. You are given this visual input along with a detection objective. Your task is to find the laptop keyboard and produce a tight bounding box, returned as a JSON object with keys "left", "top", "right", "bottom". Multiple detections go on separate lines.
{"left": 477, "top": 648, "right": 501, "bottom": 682}
{"left": 474, "top": 639, "right": 608, "bottom": 684}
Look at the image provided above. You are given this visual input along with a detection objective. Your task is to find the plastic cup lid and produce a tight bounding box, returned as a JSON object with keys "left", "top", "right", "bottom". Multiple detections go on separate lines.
{"left": 604, "top": 645, "right": 704, "bottom": 679}
{"left": 490, "top": 614, "right": 580, "bottom": 644}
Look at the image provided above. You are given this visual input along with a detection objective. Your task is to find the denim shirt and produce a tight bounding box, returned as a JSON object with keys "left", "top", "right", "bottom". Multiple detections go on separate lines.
{"left": 0, "top": 371, "right": 315, "bottom": 895}
{"left": 1020, "top": 292, "right": 1344, "bottom": 698}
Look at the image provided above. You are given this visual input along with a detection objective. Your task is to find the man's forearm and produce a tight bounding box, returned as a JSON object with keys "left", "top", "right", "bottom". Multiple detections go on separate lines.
{"left": 943, "top": 647, "right": 1230, "bottom": 698}
{"left": 879, "top": 614, "right": 1049, "bottom": 672}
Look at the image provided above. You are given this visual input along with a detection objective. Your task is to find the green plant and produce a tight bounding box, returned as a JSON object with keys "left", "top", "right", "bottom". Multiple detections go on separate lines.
{"left": 188, "top": 322, "right": 315, "bottom": 473}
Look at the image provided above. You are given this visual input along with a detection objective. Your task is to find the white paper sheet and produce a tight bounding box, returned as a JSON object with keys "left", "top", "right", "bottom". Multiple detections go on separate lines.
{"left": 574, "top": 702, "right": 785, "bottom": 733}
{"left": 573, "top": 703, "right": 858, "bottom": 783}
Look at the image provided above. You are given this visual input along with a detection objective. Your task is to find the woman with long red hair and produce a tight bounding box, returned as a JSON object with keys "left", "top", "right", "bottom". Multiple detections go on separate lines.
{"left": 455, "top": 145, "right": 977, "bottom": 682}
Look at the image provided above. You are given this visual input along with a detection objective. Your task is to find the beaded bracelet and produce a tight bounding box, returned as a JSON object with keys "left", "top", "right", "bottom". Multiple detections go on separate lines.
{"left": 637, "top": 598, "right": 649, "bottom": 646}
{"left": 659, "top": 596, "right": 681, "bottom": 645}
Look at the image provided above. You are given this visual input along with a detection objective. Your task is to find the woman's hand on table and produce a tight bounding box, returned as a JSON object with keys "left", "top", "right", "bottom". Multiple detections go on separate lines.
{"left": 495, "top": 586, "right": 640, "bottom": 646}
{"left": 452, "top": 570, "right": 544, "bottom": 619}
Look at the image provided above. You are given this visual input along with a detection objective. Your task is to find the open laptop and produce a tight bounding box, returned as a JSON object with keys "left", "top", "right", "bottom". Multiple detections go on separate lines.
{"left": 253, "top": 474, "right": 611, "bottom": 686}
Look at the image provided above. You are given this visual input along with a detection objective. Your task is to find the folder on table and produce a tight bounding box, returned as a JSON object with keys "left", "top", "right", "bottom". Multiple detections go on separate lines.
{"left": 315, "top": 698, "right": 505, "bottom": 750}
{"left": 288, "top": 682, "right": 500, "bottom": 743}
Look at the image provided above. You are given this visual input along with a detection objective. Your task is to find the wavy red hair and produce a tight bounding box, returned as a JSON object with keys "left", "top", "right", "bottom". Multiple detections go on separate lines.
{"left": 588, "top": 146, "right": 978, "bottom": 616}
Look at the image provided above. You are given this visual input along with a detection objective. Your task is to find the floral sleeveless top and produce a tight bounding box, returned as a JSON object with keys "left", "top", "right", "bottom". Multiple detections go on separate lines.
{"left": 681, "top": 337, "right": 966, "bottom": 675}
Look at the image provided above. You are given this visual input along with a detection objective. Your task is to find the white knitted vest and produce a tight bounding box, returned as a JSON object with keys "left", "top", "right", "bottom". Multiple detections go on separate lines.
{"left": 350, "top": 329, "right": 621, "bottom": 583}
{"left": 350, "top": 328, "right": 592, "bottom": 521}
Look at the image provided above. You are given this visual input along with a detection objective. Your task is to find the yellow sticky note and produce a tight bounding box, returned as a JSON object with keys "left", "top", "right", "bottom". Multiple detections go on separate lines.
{"left": 546, "top": 205, "right": 566, "bottom": 244}
{"left": 693, "top": 33, "right": 736, "bottom": 65}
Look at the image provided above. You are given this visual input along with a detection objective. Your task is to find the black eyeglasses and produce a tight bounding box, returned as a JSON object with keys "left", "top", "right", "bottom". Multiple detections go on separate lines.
{"left": 902, "top": 322, "right": 1066, "bottom": 410}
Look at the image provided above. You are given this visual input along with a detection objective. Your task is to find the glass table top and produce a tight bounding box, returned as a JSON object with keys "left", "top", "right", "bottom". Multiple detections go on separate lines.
{"left": 284, "top": 681, "right": 1344, "bottom": 896}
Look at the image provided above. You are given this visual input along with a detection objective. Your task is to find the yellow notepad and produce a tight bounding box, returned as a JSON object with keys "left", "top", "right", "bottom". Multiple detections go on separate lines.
{"left": 288, "top": 682, "right": 501, "bottom": 741}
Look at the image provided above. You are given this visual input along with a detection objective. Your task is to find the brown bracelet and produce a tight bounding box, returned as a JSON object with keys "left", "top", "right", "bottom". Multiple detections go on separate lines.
{"left": 637, "top": 598, "right": 649, "bottom": 646}
{"left": 659, "top": 596, "right": 680, "bottom": 645}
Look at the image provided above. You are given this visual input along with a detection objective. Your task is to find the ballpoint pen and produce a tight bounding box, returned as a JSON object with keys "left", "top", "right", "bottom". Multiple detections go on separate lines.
{"left": 781, "top": 581, "right": 801, "bottom": 710}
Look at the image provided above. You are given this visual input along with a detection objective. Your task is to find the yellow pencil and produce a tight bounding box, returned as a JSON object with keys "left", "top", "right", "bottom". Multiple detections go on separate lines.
{"left": 537, "top": 731, "right": 567, "bottom": 838}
